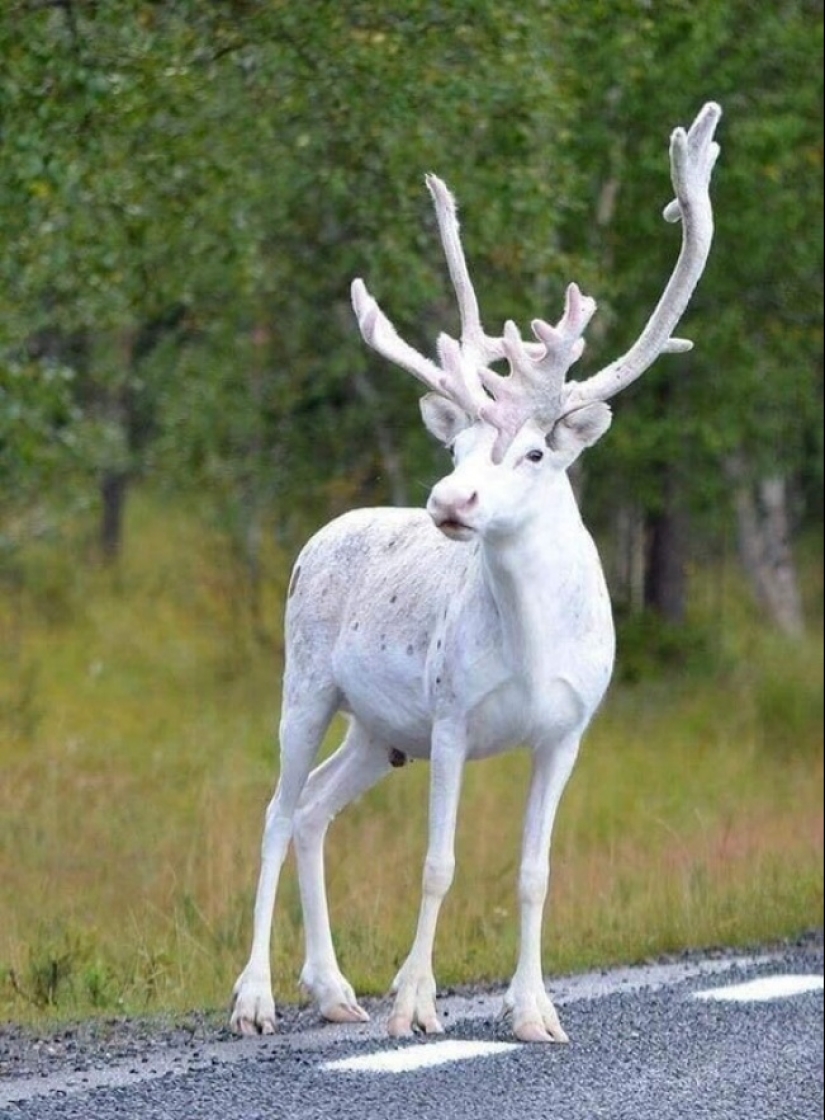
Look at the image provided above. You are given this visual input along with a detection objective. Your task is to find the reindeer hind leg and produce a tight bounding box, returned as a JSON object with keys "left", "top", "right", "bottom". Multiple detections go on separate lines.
{"left": 294, "top": 719, "right": 394, "bottom": 1023}
{"left": 231, "top": 686, "right": 340, "bottom": 1035}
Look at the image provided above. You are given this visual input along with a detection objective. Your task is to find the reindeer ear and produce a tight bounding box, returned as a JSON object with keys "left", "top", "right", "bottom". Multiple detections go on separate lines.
{"left": 420, "top": 393, "right": 472, "bottom": 446}
{"left": 546, "top": 401, "right": 612, "bottom": 460}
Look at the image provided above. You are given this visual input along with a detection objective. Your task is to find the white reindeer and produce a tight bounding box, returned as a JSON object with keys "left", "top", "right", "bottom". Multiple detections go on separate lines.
{"left": 231, "top": 103, "right": 721, "bottom": 1043}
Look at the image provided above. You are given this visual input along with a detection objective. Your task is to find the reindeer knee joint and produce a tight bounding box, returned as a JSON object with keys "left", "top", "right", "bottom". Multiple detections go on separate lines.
{"left": 519, "top": 863, "right": 548, "bottom": 907}
{"left": 423, "top": 856, "right": 455, "bottom": 898}
{"left": 261, "top": 814, "right": 293, "bottom": 858}
{"left": 292, "top": 807, "right": 328, "bottom": 853}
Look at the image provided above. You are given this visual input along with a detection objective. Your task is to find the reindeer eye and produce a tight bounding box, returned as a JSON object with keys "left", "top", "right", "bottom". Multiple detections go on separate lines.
{"left": 526, "top": 449, "right": 544, "bottom": 464}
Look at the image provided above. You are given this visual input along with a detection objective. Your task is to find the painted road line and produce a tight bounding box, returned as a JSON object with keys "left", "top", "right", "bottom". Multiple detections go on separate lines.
{"left": 322, "top": 1039, "right": 519, "bottom": 1073}
{"left": 692, "top": 974, "right": 824, "bottom": 1002}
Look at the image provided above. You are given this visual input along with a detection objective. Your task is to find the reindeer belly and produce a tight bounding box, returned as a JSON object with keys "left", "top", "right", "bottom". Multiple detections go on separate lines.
{"left": 332, "top": 636, "right": 434, "bottom": 753}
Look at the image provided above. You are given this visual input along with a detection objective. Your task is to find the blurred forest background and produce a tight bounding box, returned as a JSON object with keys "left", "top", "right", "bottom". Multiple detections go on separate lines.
{"left": 0, "top": 1, "right": 822, "bottom": 1021}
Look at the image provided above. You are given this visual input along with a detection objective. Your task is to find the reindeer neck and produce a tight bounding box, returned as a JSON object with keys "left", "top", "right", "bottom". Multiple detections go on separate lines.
{"left": 478, "top": 475, "right": 593, "bottom": 672}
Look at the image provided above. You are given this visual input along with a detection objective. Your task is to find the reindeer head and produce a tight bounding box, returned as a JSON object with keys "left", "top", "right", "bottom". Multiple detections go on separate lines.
{"left": 352, "top": 103, "right": 721, "bottom": 541}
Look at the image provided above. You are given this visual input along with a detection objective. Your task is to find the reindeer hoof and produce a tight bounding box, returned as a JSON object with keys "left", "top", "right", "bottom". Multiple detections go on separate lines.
{"left": 322, "top": 1001, "right": 370, "bottom": 1024}
{"left": 230, "top": 979, "right": 278, "bottom": 1036}
{"left": 513, "top": 1018, "right": 568, "bottom": 1044}
{"left": 387, "top": 1013, "right": 414, "bottom": 1038}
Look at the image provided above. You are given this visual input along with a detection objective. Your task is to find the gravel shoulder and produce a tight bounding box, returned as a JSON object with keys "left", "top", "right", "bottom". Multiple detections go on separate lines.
{"left": 1, "top": 931, "right": 821, "bottom": 1090}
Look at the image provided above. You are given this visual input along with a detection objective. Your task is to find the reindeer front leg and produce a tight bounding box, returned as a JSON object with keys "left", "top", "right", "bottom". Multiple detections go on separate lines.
{"left": 388, "top": 723, "right": 466, "bottom": 1037}
{"left": 503, "top": 733, "right": 581, "bottom": 1043}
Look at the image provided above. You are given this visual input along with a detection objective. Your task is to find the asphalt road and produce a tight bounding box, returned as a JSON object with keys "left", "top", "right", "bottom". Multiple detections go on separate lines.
{"left": 1, "top": 939, "right": 822, "bottom": 1120}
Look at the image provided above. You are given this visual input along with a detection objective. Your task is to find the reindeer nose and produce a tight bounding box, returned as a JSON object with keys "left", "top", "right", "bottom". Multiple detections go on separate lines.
{"left": 427, "top": 486, "right": 478, "bottom": 527}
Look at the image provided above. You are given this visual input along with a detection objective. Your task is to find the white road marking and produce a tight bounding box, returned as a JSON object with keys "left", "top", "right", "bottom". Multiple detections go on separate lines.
{"left": 322, "top": 1039, "right": 519, "bottom": 1073}
{"left": 692, "top": 974, "right": 824, "bottom": 1002}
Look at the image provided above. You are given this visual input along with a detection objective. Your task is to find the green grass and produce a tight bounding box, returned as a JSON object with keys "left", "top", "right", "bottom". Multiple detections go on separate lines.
{"left": 0, "top": 493, "right": 822, "bottom": 1025}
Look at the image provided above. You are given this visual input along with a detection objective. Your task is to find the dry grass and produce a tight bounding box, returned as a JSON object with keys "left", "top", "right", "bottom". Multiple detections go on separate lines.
{"left": 0, "top": 495, "right": 822, "bottom": 1023}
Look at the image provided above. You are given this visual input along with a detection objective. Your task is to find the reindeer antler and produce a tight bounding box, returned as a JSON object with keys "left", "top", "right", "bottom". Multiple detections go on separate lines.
{"left": 352, "top": 176, "right": 592, "bottom": 459}
{"left": 352, "top": 102, "right": 721, "bottom": 457}
{"left": 565, "top": 101, "right": 722, "bottom": 411}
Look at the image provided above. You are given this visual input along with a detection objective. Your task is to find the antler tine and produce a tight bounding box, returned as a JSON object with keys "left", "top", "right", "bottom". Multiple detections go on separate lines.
{"left": 478, "top": 283, "right": 597, "bottom": 461}
{"left": 351, "top": 278, "right": 446, "bottom": 395}
{"left": 531, "top": 282, "right": 599, "bottom": 378}
{"left": 567, "top": 101, "right": 722, "bottom": 410}
{"left": 436, "top": 332, "right": 491, "bottom": 418}
{"left": 351, "top": 178, "right": 497, "bottom": 424}
{"left": 351, "top": 276, "right": 489, "bottom": 419}
{"left": 425, "top": 174, "right": 505, "bottom": 368}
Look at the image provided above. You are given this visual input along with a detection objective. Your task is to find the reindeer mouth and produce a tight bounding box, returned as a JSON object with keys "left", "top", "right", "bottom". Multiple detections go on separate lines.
{"left": 434, "top": 517, "right": 475, "bottom": 541}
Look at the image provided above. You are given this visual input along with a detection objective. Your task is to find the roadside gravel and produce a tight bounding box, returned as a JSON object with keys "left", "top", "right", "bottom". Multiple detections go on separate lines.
{"left": 1, "top": 930, "right": 821, "bottom": 1088}
{"left": 0, "top": 1001, "right": 331, "bottom": 1084}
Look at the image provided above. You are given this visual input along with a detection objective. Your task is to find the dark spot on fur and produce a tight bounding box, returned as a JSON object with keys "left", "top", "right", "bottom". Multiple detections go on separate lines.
{"left": 436, "top": 639, "right": 442, "bottom": 650}
{"left": 436, "top": 676, "right": 441, "bottom": 685}
{"left": 390, "top": 594, "right": 397, "bottom": 604}
{"left": 352, "top": 621, "right": 359, "bottom": 631}
{"left": 389, "top": 748, "right": 407, "bottom": 768}
{"left": 288, "top": 565, "right": 301, "bottom": 598}
{"left": 406, "top": 644, "right": 414, "bottom": 656}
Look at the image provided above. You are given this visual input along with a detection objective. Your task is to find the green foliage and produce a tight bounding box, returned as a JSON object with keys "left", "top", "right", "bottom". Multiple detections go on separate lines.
{"left": 0, "top": 658, "right": 40, "bottom": 742}
{"left": 563, "top": 0, "right": 824, "bottom": 520}
{"left": 5, "top": 927, "right": 102, "bottom": 1011}
{"left": 0, "top": 0, "right": 584, "bottom": 552}
{"left": 0, "top": 360, "right": 90, "bottom": 556}
{"left": 613, "top": 609, "right": 721, "bottom": 684}
{"left": 749, "top": 637, "right": 825, "bottom": 759}
{"left": 3, "top": 0, "right": 818, "bottom": 560}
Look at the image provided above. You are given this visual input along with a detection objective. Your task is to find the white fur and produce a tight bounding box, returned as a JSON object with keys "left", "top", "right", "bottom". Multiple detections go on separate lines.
{"left": 231, "top": 103, "right": 720, "bottom": 1043}
{"left": 231, "top": 419, "right": 613, "bottom": 1043}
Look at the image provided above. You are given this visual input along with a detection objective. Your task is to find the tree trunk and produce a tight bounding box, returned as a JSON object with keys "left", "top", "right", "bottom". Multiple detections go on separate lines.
{"left": 94, "top": 329, "right": 136, "bottom": 564}
{"left": 644, "top": 467, "right": 688, "bottom": 624}
{"left": 100, "top": 469, "right": 129, "bottom": 562}
{"left": 611, "top": 502, "right": 646, "bottom": 613}
{"left": 93, "top": 314, "right": 183, "bottom": 565}
{"left": 727, "top": 454, "right": 805, "bottom": 636}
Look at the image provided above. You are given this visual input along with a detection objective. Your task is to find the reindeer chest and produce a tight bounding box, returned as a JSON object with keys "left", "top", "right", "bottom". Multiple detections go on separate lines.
{"left": 425, "top": 564, "right": 614, "bottom": 757}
